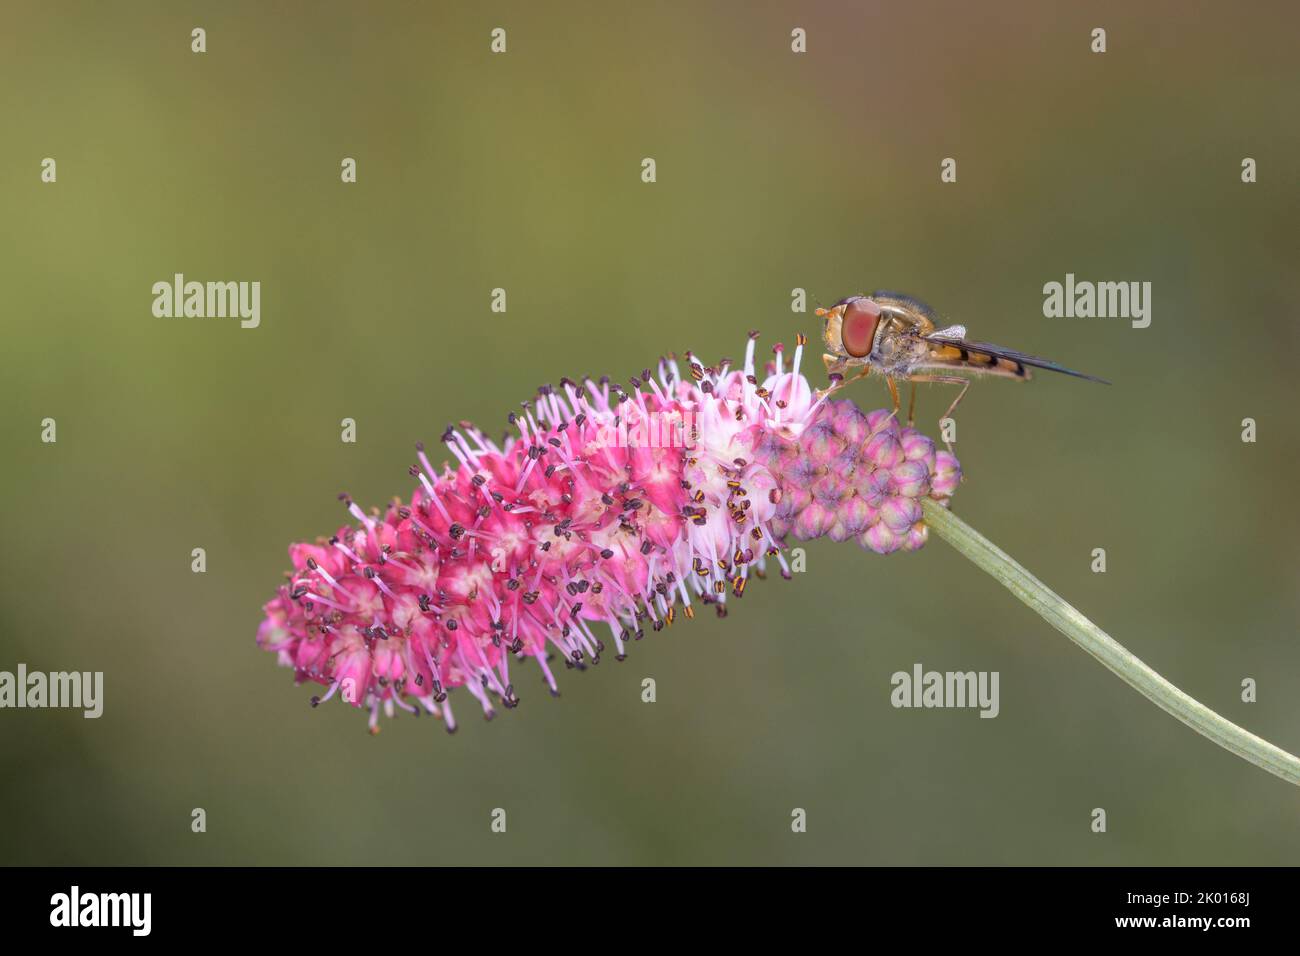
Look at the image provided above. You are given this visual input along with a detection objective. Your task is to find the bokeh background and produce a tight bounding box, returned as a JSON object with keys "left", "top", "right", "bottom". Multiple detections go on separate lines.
{"left": 1, "top": 0, "right": 1297, "bottom": 865}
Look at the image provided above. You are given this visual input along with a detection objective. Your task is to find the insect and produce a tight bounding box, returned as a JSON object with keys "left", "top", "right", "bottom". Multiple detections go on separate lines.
{"left": 815, "top": 291, "right": 1109, "bottom": 445}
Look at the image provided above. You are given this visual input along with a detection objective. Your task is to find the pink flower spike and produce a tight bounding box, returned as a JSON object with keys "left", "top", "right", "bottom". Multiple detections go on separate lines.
{"left": 257, "top": 344, "right": 961, "bottom": 732}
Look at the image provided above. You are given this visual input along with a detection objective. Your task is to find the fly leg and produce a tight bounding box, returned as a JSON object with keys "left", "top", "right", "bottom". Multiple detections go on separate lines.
{"left": 816, "top": 354, "right": 843, "bottom": 399}
{"left": 816, "top": 355, "right": 870, "bottom": 400}
{"left": 904, "top": 374, "right": 969, "bottom": 455}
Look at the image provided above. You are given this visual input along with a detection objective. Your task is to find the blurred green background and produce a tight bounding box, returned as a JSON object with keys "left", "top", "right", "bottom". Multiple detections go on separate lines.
{"left": 1, "top": 0, "right": 1297, "bottom": 866}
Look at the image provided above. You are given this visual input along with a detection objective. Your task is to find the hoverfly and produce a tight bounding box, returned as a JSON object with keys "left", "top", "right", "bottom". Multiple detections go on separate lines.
{"left": 815, "top": 291, "right": 1108, "bottom": 444}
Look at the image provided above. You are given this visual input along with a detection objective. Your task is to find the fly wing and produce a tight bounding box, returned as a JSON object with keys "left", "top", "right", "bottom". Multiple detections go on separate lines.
{"left": 920, "top": 337, "right": 1111, "bottom": 384}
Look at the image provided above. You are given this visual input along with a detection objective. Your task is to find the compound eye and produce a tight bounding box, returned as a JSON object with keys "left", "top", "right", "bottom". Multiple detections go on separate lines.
{"left": 840, "top": 298, "right": 881, "bottom": 358}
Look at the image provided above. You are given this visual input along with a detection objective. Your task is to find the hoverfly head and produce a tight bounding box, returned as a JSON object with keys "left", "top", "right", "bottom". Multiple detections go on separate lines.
{"left": 818, "top": 295, "right": 881, "bottom": 359}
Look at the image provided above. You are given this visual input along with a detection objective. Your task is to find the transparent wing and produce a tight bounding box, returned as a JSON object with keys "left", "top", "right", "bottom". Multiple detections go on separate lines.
{"left": 921, "top": 337, "right": 1111, "bottom": 384}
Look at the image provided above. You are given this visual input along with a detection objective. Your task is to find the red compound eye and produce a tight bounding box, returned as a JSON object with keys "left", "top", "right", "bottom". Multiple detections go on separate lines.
{"left": 840, "top": 298, "right": 881, "bottom": 358}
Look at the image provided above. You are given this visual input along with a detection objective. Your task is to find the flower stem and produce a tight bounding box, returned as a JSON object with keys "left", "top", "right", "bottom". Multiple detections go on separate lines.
{"left": 921, "top": 499, "right": 1300, "bottom": 787}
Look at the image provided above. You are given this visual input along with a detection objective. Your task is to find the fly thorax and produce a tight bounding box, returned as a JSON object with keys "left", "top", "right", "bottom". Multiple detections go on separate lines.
{"left": 876, "top": 334, "right": 926, "bottom": 374}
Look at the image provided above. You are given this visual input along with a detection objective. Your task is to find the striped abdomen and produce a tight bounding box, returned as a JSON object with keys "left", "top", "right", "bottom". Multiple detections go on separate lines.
{"left": 922, "top": 339, "right": 1109, "bottom": 384}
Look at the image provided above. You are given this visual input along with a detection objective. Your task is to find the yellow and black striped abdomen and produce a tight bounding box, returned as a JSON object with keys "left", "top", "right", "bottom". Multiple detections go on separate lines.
{"left": 922, "top": 338, "right": 1109, "bottom": 384}
{"left": 924, "top": 342, "right": 1031, "bottom": 379}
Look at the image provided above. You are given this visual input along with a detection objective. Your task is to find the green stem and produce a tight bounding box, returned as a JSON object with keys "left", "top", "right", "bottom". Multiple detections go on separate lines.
{"left": 921, "top": 499, "right": 1300, "bottom": 787}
